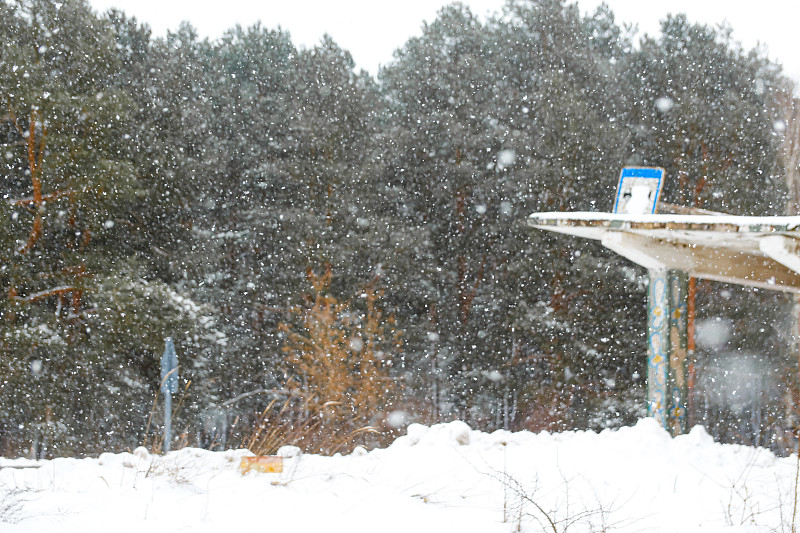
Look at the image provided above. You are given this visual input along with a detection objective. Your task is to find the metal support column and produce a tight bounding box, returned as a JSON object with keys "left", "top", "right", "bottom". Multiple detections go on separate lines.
{"left": 647, "top": 268, "right": 689, "bottom": 434}
{"left": 647, "top": 269, "right": 669, "bottom": 429}
{"left": 668, "top": 270, "right": 689, "bottom": 436}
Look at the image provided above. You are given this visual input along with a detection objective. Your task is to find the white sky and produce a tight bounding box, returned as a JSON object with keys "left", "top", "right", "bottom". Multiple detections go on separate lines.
{"left": 87, "top": 0, "right": 800, "bottom": 85}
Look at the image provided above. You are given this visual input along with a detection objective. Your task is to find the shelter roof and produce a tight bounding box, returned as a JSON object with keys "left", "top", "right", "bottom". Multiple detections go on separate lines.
{"left": 527, "top": 212, "right": 800, "bottom": 293}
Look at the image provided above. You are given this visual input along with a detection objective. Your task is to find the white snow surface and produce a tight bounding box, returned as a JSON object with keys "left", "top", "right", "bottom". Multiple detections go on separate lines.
{"left": 1, "top": 419, "right": 797, "bottom": 532}
{"left": 624, "top": 185, "right": 654, "bottom": 215}
{"left": 529, "top": 211, "right": 800, "bottom": 229}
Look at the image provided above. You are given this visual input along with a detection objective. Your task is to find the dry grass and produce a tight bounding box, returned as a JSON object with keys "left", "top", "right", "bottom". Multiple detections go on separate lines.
{"left": 0, "top": 485, "right": 27, "bottom": 524}
{"left": 242, "top": 396, "right": 381, "bottom": 456}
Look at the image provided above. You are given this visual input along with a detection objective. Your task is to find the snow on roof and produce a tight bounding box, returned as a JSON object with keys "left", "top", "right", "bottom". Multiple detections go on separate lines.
{"left": 528, "top": 211, "right": 800, "bottom": 232}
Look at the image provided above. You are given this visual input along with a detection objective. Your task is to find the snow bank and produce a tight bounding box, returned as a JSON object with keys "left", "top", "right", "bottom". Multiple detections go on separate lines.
{"left": 0, "top": 419, "right": 795, "bottom": 532}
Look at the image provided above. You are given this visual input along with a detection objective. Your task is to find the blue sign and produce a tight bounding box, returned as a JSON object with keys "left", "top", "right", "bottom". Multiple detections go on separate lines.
{"left": 613, "top": 167, "right": 665, "bottom": 215}
{"left": 161, "top": 338, "right": 179, "bottom": 394}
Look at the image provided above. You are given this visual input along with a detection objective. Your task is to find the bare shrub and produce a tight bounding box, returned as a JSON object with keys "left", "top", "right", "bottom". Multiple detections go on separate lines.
{"left": 242, "top": 395, "right": 380, "bottom": 456}
{"left": 276, "top": 266, "right": 401, "bottom": 453}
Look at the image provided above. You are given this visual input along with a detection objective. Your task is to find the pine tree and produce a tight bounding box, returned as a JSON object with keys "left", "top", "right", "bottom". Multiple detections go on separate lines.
{"left": 0, "top": 0, "right": 217, "bottom": 455}
{"left": 378, "top": 0, "right": 640, "bottom": 429}
{"left": 626, "top": 14, "right": 786, "bottom": 215}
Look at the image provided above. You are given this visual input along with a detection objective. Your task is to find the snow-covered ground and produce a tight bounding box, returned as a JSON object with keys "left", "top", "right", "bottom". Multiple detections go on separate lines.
{"left": 1, "top": 418, "right": 796, "bottom": 532}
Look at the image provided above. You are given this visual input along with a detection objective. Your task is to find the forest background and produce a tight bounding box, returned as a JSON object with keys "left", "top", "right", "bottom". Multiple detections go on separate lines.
{"left": 2, "top": 0, "right": 799, "bottom": 457}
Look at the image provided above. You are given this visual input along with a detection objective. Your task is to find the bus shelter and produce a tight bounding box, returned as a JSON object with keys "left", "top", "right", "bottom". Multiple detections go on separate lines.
{"left": 528, "top": 209, "right": 800, "bottom": 436}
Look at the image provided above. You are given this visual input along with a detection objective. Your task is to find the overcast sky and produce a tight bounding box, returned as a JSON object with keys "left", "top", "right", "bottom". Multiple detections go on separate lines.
{"left": 88, "top": 0, "right": 800, "bottom": 85}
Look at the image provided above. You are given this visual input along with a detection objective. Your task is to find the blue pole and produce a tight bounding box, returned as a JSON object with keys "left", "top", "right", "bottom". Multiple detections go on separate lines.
{"left": 161, "top": 338, "right": 178, "bottom": 454}
{"left": 164, "top": 389, "right": 172, "bottom": 453}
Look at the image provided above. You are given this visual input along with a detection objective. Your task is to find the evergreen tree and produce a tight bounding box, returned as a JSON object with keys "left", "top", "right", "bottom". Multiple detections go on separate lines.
{"left": 0, "top": 0, "right": 215, "bottom": 455}
{"left": 0, "top": 0, "right": 794, "bottom": 455}
{"left": 626, "top": 14, "right": 786, "bottom": 214}
{"left": 379, "top": 0, "right": 641, "bottom": 429}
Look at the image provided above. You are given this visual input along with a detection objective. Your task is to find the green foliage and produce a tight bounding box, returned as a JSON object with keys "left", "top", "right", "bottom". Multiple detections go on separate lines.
{"left": 626, "top": 14, "right": 786, "bottom": 214}
{"left": 377, "top": 0, "right": 639, "bottom": 424}
{"left": 0, "top": 0, "right": 794, "bottom": 455}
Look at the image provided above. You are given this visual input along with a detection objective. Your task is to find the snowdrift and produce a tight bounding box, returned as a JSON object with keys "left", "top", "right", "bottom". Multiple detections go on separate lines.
{"left": 0, "top": 418, "right": 796, "bottom": 532}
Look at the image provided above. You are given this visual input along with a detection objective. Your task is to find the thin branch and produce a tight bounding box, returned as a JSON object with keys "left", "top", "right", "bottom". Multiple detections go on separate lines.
{"left": 11, "top": 285, "right": 79, "bottom": 304}
{"left": 9, "top": 190, "right": 67, "bottom": 205}
{"left": 219, "top": 387, "right": 302, "bottom": 408}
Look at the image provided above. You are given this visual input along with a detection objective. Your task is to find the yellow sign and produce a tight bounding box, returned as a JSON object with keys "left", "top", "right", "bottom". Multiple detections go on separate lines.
{"left": 239, "top": 456, "right": 284, "bottom": 474}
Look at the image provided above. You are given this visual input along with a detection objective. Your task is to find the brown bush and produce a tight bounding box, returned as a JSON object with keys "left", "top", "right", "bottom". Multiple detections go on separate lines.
{"left": 275, "top": 266, "right": 402, "bottom": 453}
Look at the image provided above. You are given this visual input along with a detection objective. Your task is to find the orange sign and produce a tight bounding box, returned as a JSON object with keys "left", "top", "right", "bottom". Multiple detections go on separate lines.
{"left": 239, "top": 456, "right": 284, "bottom": 474}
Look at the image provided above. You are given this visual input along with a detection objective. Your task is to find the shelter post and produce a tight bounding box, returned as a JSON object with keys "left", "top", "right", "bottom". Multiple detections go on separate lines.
{"left": 668, "top": 270, "right": 689, "bottom": 436}
{"left": 647, "top": 269, "right": 669, "bottom": 429}
{"left": 646, "top": 269, "right": 689, "bottom": 434}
